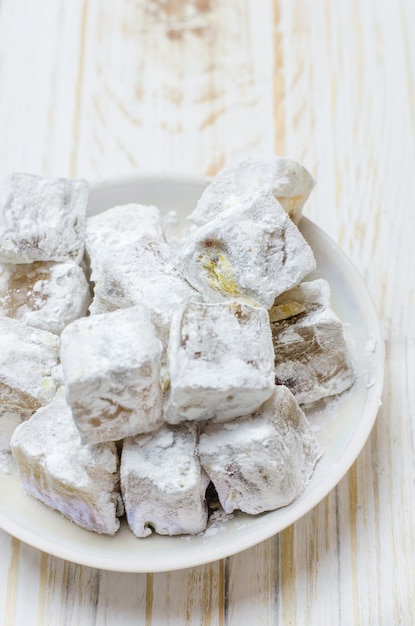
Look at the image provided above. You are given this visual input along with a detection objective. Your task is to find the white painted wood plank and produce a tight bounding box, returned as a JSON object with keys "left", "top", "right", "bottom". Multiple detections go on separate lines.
{"left": 35, "top": 555, "right": 102, "bottom": 625}
{"left": 149, "top": 563, "right": 225, "bottom": 625}
{"left": 226, "top": 539, "right": 279, "bottom": 625}
{"left": 71, "top": 0, "right": 276, "bottom": 181}
{"left": 0, "top": 0, "right": 86, "bottom": 179}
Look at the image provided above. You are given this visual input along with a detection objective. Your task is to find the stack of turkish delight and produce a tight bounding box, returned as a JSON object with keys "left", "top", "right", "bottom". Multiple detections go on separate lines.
{"left": 0, "top": 157, "right": 354, "bottom": 537}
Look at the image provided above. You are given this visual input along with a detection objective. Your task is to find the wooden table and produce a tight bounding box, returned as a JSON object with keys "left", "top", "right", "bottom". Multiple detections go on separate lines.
{"left": 0, "top": 1, "right": 414, "bottom": 624}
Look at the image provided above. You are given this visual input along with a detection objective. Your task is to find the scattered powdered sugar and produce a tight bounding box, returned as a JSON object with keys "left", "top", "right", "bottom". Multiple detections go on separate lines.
{"left": 365, "top": 336, "right": 378, "bottom": 354}
{"left": 0, "top": 448, "right": 18, "bottom": 474}
{"left": 162, "top": 209, "right": 179, "bottom": 229}
{"left": 202, "top": 509, "right": 235, "bottom": 537}
{"left": 0, "top": 410, "right": 24, "bottom": 473}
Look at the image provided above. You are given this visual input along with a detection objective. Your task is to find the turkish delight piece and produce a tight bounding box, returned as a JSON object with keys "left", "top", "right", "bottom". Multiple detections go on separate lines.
{"left": 0, "top": 173, "right": 88, "bottom": 264}
{"left": 177, "top": 191, "right": 316, "bottom": 309}
{"left": 86, "top": 206, "right": 200, "bottom": 363}
{"left": 11, "top": 387, "right": 123, "bottom": 535}
{"left": 121, "top": 423, "right": 209, "bottom": 537}
{"left": 189, "top": 156, "right": 315, "bottom": 226}
{"left": 86, "top": 203, "right": 163, "bottom": 277}
{"left": 198, "top": 385, "right": 322, "bottom": 515}
{"left": 59, "top": 305, "right": 163, "bottom": 444}
{"left": 0, "top": 261, "right": 91, "bottom": 335}
{"left": 165, "top": 301, "right": 275, "bottom": 424}
{"left": 270, "top": 279, "right": 355, "bottom": 404}
{"left": 91, "top": 236, "right": 201, "bottom": 345}
{"left": 0, "top": 317, "right": 59, "bottom": 418}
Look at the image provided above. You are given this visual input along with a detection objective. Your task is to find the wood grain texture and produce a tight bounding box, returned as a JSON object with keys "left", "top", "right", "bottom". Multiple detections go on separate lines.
{"left": 1, "top": 0, "right": 415, "bottom": 624}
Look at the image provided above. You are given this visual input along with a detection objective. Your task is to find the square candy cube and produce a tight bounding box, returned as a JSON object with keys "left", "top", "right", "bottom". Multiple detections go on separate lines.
{"left": 60, "top": 305, "right": 163, "bottom": 444}
{"left": 86, "top": 203, "right": 163, "bottom": 279}
{"left": 0, "top": 261, "right": 91, "bottom": 335}
{"left": 177, "top": 190, "right": 316, "bottom": 309}
{"left": 198, "top": 385, "right": 322, "bottom": 515}
{"left": 270, "top": 279, "right": 355, "bottom": 404}
{"left": 165, "top": 301, "right": 275, "bottom": 424}
{"left": 121, "top": 423, "right": 209, "bottom": 537}
{"left": 0, "top": 316, "right": 59, "bottom": 418}
{"left": 11, "top": 387, "right": 123, "bottom": 535}
{"left": 0, "top": 173, "right": 88, "bottom": 264}
{"left": 92, "top": 236, "right": 201, "bottom": 345}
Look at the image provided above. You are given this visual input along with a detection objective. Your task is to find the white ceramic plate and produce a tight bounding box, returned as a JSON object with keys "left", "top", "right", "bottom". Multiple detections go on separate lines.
{"left": 0, "top": 174, "right": 384, "bottom": 572}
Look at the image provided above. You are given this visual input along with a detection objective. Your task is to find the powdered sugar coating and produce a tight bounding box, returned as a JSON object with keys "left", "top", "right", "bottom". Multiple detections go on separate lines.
{"left": 189, "top": 155, "right": 315, "bottom": 226}
{"left": 92, "top": 236, "right": 201, "bottom": 345}
{"left": 271, "top": 279, "right": 355, "bottom": 404}
{"left": 11, "top": 387, "right": 122, "bottom": 535}
{"left": 177, "top": 191, "right": 316, "bottom": 309}
{"left": 88, "top": 292, "right": 119, "bottom": 316}
{"left": 165, "top": 301, "right": 275, "bottom": 423}
{"left": 198, "top": 385, "right": 322, "bottom": 515}
{"left": 0, "top": 173, "right": 88, "bottom": 264}
{"left": 60, "top": 305, "right": 163, "bottom": 444}
{"left": 0, "top": 317, "right": 59, "bottom": 416}
{"left": 0, "top": 261, "right": 91, "bottom": 335}
{"left": 121, "top": 422, "right": 209, "bottom": 537}
{"left": 86, "top": 203, "right": 163, "bottom": 278}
